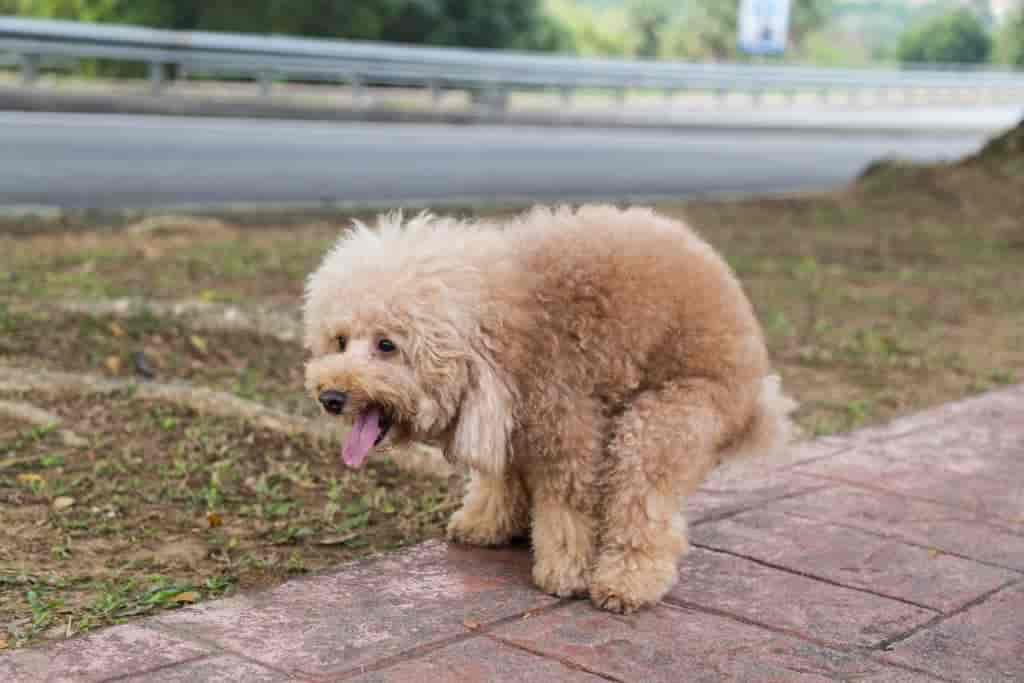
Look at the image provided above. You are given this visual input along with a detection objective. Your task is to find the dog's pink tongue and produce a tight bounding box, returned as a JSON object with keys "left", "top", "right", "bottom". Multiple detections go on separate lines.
{"left": 342, "top": 407, "right": 382, "bottom": 468}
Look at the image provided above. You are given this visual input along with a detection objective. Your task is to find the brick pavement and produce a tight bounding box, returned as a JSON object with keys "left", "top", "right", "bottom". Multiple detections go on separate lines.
{"left": 3, "top": 384, "right": 1022, "bottom": 682}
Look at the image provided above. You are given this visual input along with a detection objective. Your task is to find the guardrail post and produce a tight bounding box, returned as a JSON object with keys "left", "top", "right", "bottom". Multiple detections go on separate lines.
{"left": 559, "top": 86, "right": 572, "bottom": 108}
{"left": 615, "top": 88, "right": 627, "bottom": 108}
{"left": 20, "top": 53, "right": 40, "bottom": 86}
{"left": 350, "top": 75, "right": 366, "bottom": 107}
{"left": 429, "top": 80, "right": 441, "bottom": 108}
{"left": 148, "top": 61, "right": 165, "bottom": 94}
{"left": 258, "top": 71, "right": 273, "bottom": 97}
{"left": 487, "top": 84, "right": 507, "bottom": 115}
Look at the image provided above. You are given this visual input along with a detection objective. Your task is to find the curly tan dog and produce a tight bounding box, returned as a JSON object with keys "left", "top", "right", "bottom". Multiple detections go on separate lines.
{"left": 303, "top": 205, "right": 794, "bottom": 613}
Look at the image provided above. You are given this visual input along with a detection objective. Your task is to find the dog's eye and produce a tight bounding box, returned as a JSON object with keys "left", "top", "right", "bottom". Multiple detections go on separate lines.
{"left": 337, "top": 336, "right": 347, "bottom": 353}
{"left": 377, "top": 338, "right": 397, "bottom": 354}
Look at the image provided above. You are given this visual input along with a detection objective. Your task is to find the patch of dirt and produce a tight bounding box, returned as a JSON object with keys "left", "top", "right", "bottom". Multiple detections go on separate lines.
{"left": 1, "top": 309, "right": 312, "bottom": 416}
{"left": 0, "top": 394, "right": 456, "bottom": 649}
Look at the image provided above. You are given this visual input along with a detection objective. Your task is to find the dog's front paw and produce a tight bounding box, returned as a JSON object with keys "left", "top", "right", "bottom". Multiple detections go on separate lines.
{"left": 589, "top": 581, "right": 650, "bottom": 615}
{"left": 589, "top": 556, "right": 678, "bottom": 614}
{"left": 446, "top": 508, "right": 514, "bottom": 547}
{"left": 532, "top": 555, "right": 590, "bottom": 598}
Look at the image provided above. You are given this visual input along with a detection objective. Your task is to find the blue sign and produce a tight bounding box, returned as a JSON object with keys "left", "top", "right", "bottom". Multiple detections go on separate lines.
{"left": 738, "top": 0, "right": 792, "bottom": 56}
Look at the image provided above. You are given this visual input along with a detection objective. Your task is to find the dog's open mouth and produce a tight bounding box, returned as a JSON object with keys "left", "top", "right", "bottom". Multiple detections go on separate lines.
{"left": 341, "top": 405, "right": 393, "bottom": 468}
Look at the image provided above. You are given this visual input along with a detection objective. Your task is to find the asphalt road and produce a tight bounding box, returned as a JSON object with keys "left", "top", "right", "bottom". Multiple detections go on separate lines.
{"left": 0, "top": 111, "right": 999, "bottom": 210}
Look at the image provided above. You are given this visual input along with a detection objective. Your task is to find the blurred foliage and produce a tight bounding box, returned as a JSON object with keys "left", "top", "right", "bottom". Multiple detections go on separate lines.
{"left": 995, "top": 7, "right": 1024, "bottom": 67}
{"left": 897, "top": 8, "right": 992, "bottom": 64}
{"left": 544, "top": 0, "right": 629, "bottom": 56}
{"left": 549, "top": 0, "right": 832, "bottom": 62}
{"left": 4, "top": 0, "right": 1018, "bottom": 69}
{"left": 626, "top": 0, "right": 671, "bottom": 59}
{"left": 4, "top": 0, "right": 570, "bottom": 51}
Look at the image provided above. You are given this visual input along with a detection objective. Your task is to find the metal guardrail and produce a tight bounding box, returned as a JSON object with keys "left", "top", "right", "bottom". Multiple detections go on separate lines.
{"left": 3, "top": 15, "right": 1024, "bottom": 108}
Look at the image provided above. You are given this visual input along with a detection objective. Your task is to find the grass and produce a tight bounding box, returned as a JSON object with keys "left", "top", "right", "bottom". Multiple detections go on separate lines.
{"left": 1, "top": 137, "right": 1022, "bottom": 649}
{"left": 0, "top": 397, "right": 455, "bottom": 649}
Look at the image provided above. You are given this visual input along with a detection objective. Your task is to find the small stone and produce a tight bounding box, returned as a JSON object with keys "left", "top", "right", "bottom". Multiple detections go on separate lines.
{"left": 60, "top": 431, "right": 88, "bottom": 448}
{"left": 132, "top": 351, "right": 156, "bottom": 380}
{"left": 52, "top": 496, "right": 75, "bottom": 512}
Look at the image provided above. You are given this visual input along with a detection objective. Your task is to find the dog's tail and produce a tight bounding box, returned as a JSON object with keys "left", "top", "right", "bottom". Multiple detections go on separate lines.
{"left": 718, "top": 374, "right": 799, "bottom": 465}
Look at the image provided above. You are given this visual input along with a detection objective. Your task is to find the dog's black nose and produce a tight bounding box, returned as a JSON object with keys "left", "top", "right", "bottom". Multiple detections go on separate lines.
{"left": 319, "top": 390, "right": 347, "bottom": 415}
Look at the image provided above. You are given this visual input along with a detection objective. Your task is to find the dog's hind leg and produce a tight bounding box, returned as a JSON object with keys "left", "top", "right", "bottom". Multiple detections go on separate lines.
{"left": 447, "top": 470, "right": 530, "bottom": 547}
{"left": 590, "top": 378, "right": 748, "bottom": 614}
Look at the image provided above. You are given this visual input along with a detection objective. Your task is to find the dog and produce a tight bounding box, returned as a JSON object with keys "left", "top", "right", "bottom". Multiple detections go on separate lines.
{"left": 303, "top": 205, "right": 794, "bottom": 613}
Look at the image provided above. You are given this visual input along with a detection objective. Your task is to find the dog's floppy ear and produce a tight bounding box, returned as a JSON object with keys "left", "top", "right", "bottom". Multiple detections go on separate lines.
{"left": 448, "top": 351, "right": 514, "bottom": 477}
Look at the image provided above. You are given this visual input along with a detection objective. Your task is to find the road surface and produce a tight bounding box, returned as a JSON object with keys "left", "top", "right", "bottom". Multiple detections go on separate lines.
{"left": 0, "top": 111, "right": 1000, "bottom": 210}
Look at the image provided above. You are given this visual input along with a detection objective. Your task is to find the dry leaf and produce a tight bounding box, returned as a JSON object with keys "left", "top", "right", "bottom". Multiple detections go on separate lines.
{"left": 189, "top": 335, "right": 208, "bottom": 355}
{"left": 463, "top": 618, "right": 481, "bottom": 631}
{"left": 0, "top": 636, "right": 8, "bottom": 650}
{"left": 17, "top": 473, "right": 44, "bottom": 485}
{"left": 206, "top": 512, "right": 223, "bottom": 528}
{"left": 108, "top": 322, "right": 125, "bottom": 337}
{"left": 315, "top": 532, "right": 359, "bottom": 546}
{"left": 104, "top": 355, "right": 122, "bottom": 374}
{"left": 172, "top": 592, "right": 199, "bottom": 604}
{"left": 52, "top": 496, "right": 75, "bottom": 512}
{"left": 928, "top": 548, "right": 942, "bottom": 559}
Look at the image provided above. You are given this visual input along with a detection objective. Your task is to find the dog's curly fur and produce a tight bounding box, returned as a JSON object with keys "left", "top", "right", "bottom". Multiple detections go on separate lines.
{"left": 303, "top": 205, "right": 795, "bottom": 613}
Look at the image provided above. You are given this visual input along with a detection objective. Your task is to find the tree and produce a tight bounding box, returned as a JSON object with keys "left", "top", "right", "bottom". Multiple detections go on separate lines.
{"left": 625, "top": 0, "right": 672, "bottom": 58}
{"left": 660, "top": 1, "right": 737, "bottom": 60}
{"left": 995, "top": 7, "right": 1024, "bottom": 67}
{"left": 790, "top": 0, "right": 833, "bottom": 48}
{"left": 545, "top": 0, "right": 632, "bottom": 57}
{"left": 5, "top": 0, "right": 567, "bottom": 52}
{"left": 897, "top": 8, "right": 992, "bottom": 65}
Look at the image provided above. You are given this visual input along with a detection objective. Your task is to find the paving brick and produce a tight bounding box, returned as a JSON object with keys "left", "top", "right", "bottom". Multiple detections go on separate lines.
{"left": 686, "top": 439, "right": 836, "bottom": 523}
{"left": 686, "top": 474, "right": 824, "bottom": 525}
{"left": 112, "top": 654, "right": 300, "bottom": 683}
{"left": 0, "top": 624, "right": 210, "bottom": 683}
{"left": 492, "top": 601, "right": 930, "bottom": 682}
{"left": 767, "top": 485, "right": 1024, "bottom": 571}
{"left": 669, "top": 547, "right": 936, "bottom": 647}
{"left": 882, "top": 581, "right": 1024, "bottom": 682}
{"left": 838, "top": 384, "right": 1024, "bottom": 446}
{"left": 344, "top": 635, "right": 606, "bottom": 682}
{"left": 793, "top": 424, "right": 1024, "bottom": 523}
{"left": 693, "top": 510, "right": 1018, "bottom": 612}
{"left": 156, "top": 541, "right": 555, "bottom": 678}
{"left": 688, "top": 384, "right": 1024, "bottom": 527}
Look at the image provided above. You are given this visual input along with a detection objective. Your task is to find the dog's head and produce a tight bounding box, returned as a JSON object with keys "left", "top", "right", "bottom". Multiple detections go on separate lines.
{"left": 302, "top": 213, "right": 513, "bottom": 474}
